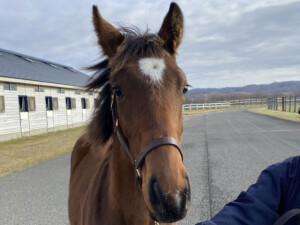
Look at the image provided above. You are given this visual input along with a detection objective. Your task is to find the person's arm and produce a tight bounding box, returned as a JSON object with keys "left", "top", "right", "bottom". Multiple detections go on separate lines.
{"left": 196, "top": 157, "right": 298, "bottom": 225}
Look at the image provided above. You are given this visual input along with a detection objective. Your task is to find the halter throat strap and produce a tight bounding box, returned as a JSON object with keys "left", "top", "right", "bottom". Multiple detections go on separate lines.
{"left": 110, "top": 94, "right": 183, "bottom": 181}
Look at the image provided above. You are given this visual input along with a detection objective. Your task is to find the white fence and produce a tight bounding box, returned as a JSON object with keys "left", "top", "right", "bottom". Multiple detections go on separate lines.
{"left": 182, "top": 102, "right": 231, "bottom": 111}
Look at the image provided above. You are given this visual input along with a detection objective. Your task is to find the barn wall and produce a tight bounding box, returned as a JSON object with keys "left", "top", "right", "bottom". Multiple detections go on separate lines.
{"left": 0, "top": 81, "right": 97, "bottom": 142}
{"left": 25, "top": 84, "right": 48, "bottom": 135}
{"left": 0, "top": 82, "right": 22, "bottom": 140}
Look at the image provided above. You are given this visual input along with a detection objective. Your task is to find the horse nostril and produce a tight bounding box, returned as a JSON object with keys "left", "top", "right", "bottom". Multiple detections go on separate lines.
{"left": 148, "top": 175, "right": 190, "bottom": 223}
{"left": 148, "top": 176, "right": 164, "bottom": 214}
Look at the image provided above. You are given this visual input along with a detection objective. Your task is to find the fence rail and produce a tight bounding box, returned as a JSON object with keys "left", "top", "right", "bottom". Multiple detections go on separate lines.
{"left": 183, "top": 98, "right": 268, "bottom": 111}
{"left": 267, "top": 97, "right": 300, "bottom": 113}
{"left": 183, "top": 102, "right": 231, "bottom": 111}
{"left": 228, "top": 98, "right": 268, "bottom": 105}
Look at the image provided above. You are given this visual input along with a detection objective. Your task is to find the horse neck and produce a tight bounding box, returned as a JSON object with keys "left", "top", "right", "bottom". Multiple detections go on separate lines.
{"left": 108, "top": 135, "right": 152, "bottom": 225}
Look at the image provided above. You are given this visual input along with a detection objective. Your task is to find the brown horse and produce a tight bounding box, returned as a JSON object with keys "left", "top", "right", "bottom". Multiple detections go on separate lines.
{"left": 68, "top": 2, "right": 191, "bottom": 225}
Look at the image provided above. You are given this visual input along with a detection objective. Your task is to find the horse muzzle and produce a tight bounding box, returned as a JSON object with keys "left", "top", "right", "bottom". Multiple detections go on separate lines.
{"left": 148, "top": 176, "right": 191, "bottom": 223}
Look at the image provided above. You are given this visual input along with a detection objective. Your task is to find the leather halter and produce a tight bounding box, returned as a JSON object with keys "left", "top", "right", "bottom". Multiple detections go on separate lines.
{"left": 110, "top": 94, "right": 183, "bottom": 182}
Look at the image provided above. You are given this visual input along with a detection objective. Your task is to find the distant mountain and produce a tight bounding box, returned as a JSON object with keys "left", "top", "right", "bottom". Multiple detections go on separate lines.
{"left": 186, "top": 81, "right": 300, "bottom": 98}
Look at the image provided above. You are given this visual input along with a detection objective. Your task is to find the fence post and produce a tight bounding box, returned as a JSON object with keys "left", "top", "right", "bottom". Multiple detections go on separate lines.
{"left": 294, "top": 97, "right": 297, "bottom": 112}
{"left": 271, "top": 98, "right": 273, "bottom": 109}
{"left": 282, "top": 97, "right": 284, "bottom": 111}
{"left": 271, "top": 98, "right": 272, "bottom": 109}
{"left": 289, "top": 97, "right": 292, "bottom": 112}
{"left": 285, "top": 97, "right": 287, "bottom": 111}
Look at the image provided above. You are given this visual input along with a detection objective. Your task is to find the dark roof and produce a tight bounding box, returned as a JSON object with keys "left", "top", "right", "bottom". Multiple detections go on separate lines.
{"left": 0, "top": 48, "right": 90, "bottom": 87}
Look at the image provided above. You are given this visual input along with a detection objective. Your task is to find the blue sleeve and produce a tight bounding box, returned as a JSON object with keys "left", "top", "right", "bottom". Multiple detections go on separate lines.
{"left": 196, "top": 157, "right": 300, "bottom": 225}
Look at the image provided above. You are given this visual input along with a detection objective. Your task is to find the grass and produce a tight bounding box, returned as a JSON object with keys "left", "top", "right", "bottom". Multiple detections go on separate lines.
{"left": 0, "top": 126, "right": 86, "bottom": 177}
{"left": 183, "top": 104, "right": 267, "bottom": 115}
{"left": 248, "top": 107, "right": 300, "bottom": 123}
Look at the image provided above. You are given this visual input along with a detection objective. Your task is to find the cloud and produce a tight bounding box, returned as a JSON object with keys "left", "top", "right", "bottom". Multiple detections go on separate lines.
{"left": 1, "top": 0, "right": 300, "bottom": 88}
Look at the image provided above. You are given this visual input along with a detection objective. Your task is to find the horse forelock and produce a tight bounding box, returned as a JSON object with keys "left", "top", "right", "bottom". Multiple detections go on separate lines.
{"left": 111, "top": 27, "right": 164, "bottom": 73}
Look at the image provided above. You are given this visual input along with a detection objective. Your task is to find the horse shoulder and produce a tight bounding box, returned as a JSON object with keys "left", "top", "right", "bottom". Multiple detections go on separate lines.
{"left": 70, "top": 133, "right": 91, "bottom": 175}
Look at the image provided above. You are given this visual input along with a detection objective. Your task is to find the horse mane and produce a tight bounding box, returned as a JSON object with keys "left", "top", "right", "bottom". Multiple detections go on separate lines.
{"left": 86, "top": 27, "right": 164, "bottom": 145}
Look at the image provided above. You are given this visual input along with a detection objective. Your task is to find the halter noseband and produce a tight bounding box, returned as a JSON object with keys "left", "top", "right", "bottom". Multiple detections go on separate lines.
{"left": 110, "top": 94, "right": 183, "bottom": 182}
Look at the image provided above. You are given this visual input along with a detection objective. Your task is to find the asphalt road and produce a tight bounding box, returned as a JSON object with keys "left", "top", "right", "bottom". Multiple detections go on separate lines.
{"left": 1, "top": 109, "right": 300, "bottom": 225}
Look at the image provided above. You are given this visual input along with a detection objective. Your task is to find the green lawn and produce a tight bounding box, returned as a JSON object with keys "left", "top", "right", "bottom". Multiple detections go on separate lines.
{"left": 248, "top": 108, "right": 300, "bottom": 123}
{"left": 0, "top": 126, "right": 85, "bottom": 177}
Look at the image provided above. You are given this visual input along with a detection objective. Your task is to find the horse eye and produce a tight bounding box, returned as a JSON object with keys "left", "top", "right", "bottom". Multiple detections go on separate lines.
{"left": 112, "top": 87, "right": 123, "bottom": 97}
{"left": 182, "top": 86, "right": 188, "bottom": 95}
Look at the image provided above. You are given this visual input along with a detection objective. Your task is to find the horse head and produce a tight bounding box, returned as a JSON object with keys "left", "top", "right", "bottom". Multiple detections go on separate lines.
{"left": 88, "top": 3, "right": 191, "bottom": 223}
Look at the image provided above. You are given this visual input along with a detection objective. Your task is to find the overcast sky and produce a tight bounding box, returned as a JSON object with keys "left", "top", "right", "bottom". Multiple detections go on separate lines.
{"left": 1, "top": 0, "right": 300, "bottom": 88}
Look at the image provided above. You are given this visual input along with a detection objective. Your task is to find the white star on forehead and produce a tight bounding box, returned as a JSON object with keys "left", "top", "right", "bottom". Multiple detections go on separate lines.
{"left": 138, "top": 58, "right": 165, "bottom": 82}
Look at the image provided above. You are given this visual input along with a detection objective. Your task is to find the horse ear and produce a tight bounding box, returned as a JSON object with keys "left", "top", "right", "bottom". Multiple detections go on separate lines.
{"left": 92, "top": 5, "right": 124, "bottom": 58}
{"left": 158, "top": 2, "right": 184, "bottom": 55}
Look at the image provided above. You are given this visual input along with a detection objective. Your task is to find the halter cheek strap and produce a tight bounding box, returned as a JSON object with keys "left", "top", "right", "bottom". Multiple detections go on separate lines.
{"left": 110, "top": 94, "right": 183, "bottom": 181}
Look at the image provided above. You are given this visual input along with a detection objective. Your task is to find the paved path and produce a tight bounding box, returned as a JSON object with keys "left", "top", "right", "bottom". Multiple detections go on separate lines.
{"left": 180, "top": 109, "right": 300, "bottom": 224}
{"left": 1, "top": 109, "right": 300, "bottom": 225}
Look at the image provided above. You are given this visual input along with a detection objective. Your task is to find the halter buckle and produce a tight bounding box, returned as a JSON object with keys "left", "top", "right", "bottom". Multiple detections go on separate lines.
{"left": 135, "top": 168, "right": 141, "bottom": 178}
{"left": 154, "top": 221, "right": 160, "bottom": 225}
{"left": 116, "top": 118, "right": 119, "bottom": 127}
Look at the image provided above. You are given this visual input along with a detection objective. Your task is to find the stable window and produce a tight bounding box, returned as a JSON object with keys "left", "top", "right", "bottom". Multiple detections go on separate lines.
{"left": 4, "top": 82, "right": 17, "bottom": 91}
{"left": 4, "top": 83, "right": 9, "bottom": 90}
{"left": 81, "top": 98, "right": 86, "bottom": 109}
{"left": 66, "top": 97, "right": 72, "bottom": 109}
{"left": 0, "top": 96, "right": 5, "bottom": 113}
{"left": 71, "top": 98, "right": 76, "bottom": 109}
{"left": 57, "top": 88, "right": 65, "bottom": 94}
{"left": 45, "top": 96, "right": 53, "bottom": 110}
{"left": 28, "top": 97, "right": 36, "bottom": 111}
{"left": 75, "top": 90, "right": 81, "bottom": 95}
{"left": 18, "top": 95, "right": 28, "bottom": 112}
{"left": 34, "top": 86, "right": 44, "bottom": 92}
{"left": 10, "top": 83, "right": 17, "bottom": 91}
{"left": 86, "top": 98, "right": 90, "bottom": 109}
{"left": 52, "top": 97, "right": 59, "bottom": 110}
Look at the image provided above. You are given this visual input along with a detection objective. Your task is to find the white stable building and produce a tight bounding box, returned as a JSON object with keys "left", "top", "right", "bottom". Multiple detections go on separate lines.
{"left": 0, "top": 48, "right": 97, "bottom": 142}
